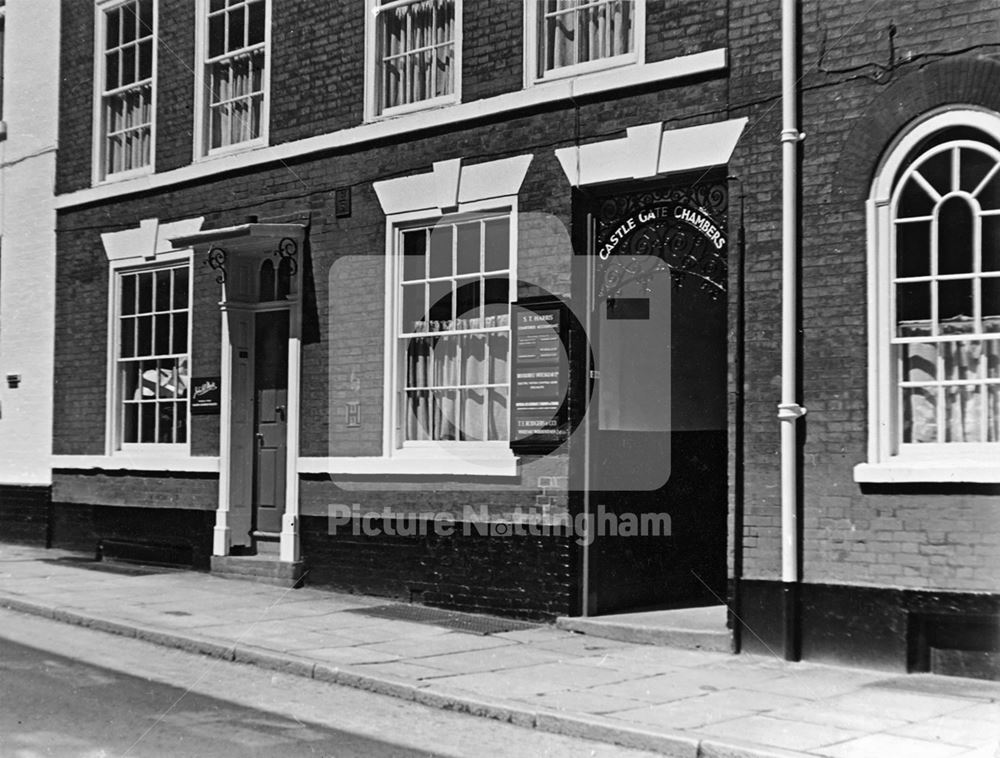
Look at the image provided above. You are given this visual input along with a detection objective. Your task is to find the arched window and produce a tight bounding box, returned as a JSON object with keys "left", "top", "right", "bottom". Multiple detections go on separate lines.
{"left": 859, "top": 109, "right": 1000, "bottom": 482}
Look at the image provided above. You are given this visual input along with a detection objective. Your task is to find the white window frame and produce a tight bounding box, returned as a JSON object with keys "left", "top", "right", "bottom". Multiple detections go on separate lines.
{"left": 193, "top": 0, "right": 271, "bottom": 160}
{"left": 856, "top": 107, "right": 1000, "bottom": 483}
{"left": 524, "top": 0, "right": 644, "bottom": 87}
{"left": 365, "top": 0, "right": 462, "bottom": 121}
{"left": 106, "top": 250, "right": 194, "bottom": 457}
{"left": 92, "top": 0, "right": 158, "bottom": 185}
{"left": 383, "top": 198, "right": 518, "bottom": 465}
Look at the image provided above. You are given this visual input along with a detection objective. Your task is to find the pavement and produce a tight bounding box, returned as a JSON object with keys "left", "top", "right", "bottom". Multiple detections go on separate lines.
{"left": 1, "top": 543, "right": 997, "bottom": 758}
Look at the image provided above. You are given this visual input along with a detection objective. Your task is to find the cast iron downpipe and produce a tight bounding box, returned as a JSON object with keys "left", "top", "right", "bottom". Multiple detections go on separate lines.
{"left": 779, "top": 0, "right": 806, "bottom": 661}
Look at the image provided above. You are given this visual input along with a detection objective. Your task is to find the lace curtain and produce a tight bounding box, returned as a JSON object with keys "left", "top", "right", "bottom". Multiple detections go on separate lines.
{"left": 541, "top": 0, "right": 632, "bottom": 74}
{"left": 900, "top": 317, "right": 1000, "bottom": 443}
{"left": 404, "top": 317, "right": 509, "bottom": 442}
{"left": 380, "top": 0, "right": 455, "bottom": 110}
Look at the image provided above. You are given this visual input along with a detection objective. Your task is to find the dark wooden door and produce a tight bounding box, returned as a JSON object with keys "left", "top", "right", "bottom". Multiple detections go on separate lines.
{"left": 253, "top": 310, "right": 289, "bottom": 534}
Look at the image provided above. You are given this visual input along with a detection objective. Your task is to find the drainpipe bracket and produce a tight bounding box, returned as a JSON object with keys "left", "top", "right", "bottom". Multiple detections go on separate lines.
{"left": 777, "top": 402, "right": 807, "bottom": 420}
{"left": 780, "top": 129, "right": 805, "bottom": 143}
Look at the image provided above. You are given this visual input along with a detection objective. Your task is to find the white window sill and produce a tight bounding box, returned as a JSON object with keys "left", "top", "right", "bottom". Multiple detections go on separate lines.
{"left": 58, "top": 48, "right": 727, "bottom": 210}
{"left": 98, "top": 165, "right": 154, "bottom": 185}
{"left": 531, "top": 54, "right": 640, "bottom": 85}
{"left": 371, "top": 94, "right": 459, "bottom": 122}
{"left": 52, "top": 455, "right": 220, "bottom": 473}
{"left": 297, "top": 452, "right": 519, "bottom": 478}
{"left": 198, "top": 137, "right": 269, "bottom": 162}
{"left": 854, "top": 460, "right": 1000, "bottom": 484}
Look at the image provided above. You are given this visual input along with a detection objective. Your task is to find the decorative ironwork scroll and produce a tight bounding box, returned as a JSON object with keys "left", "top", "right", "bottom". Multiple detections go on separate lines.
{"left": 274, "top": 237, "right": 298, "bottom": 275}
{"left": 206, "top": 246, "right": 227, "bottom": 284}
{"left": 594, "top": 179, "right": 729, "bottom": 302}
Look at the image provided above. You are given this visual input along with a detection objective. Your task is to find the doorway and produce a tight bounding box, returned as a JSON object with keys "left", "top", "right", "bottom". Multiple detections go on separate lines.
{"left": 252, "top": 309, "right": 289, "bottom": 538}
{"left": 581, "top": 174, "right": 730, "bottom": 615}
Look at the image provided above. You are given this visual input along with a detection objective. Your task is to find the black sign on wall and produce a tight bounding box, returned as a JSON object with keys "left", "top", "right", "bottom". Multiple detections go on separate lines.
{"left": 509, "top": 297, "right": 571, "bottom": 454}
{"left": 191, "top": 376, "right": 221, "bottom": 415}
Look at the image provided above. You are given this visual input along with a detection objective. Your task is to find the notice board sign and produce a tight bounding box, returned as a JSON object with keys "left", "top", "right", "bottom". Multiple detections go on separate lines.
{"left": 191, "top": 376, "right": 221, "bottom": 415}
{"left": 510, "top": 298, "right": 570, "bottom": 454}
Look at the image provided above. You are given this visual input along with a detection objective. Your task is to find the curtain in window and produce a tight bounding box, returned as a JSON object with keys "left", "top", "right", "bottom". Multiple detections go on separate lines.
{"left": 210, "top": 52, "right": 264, "bottom": 148}
{"left": 541, "top": 0, "right": 632, "bottom": 75}
{"left": 900, "top": 317, "right": 1000, "bottom": 443}
{"left": 404, "top": 316, "right": 509, "bottom": 442}
{"left": 380, "top": 0, "right": 454, "bottom": 111}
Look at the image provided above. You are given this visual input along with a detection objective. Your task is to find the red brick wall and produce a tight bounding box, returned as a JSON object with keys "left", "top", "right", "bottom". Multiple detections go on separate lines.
{"left": 730, "top": 0, "right": 1000, "bottom": 593}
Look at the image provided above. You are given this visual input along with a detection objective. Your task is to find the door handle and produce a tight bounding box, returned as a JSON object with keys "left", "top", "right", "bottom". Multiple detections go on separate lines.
{"left": 275, "top": 405, "right": 286, "bottom": 421}
{"left": 255, "top": 432, "right": 265, "bottom": 447}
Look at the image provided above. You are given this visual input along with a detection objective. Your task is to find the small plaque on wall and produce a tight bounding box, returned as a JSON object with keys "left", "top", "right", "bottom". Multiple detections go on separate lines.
{"left": 191, "top": 376, "right": 221, "bottom": 415}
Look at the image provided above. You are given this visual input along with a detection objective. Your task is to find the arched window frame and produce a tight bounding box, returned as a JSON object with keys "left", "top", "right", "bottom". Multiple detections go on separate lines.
{"left": 856, "top": 107, "right": 1000, "bottom": 483}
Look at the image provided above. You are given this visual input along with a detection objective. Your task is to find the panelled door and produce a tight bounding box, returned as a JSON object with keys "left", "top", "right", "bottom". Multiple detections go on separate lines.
{"left": 252, "top": 309, "right": 289, "bottom": 534}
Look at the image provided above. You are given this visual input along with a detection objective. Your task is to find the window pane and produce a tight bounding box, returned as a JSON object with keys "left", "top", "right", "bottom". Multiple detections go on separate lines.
{"left": 227, "top": 5, "right": 246, "bottom": 51}
{"left": 406, "top": 338, "right": 430, "bottom": 388}
{"left": 155, "top": 270, "right": 171, "bottom": 311}
{"left": 945, "top": 384, "right": 982, "bottom": 442}
{"left": 983, "top": 278, "right": 1000, "bottom": 320}
{"left": 895, "top": 221, "right": 930, "bottom": 278}
{"left": 138, "top": 272, "right": 153, "bottom": 312}
{"left": 122, "top": 362, "right": 140, "bottom": 400}
{"left": 209, "top": 12, "right": 225, "bottom": 58}
{"left": 938, "top": 279, "right": 973, "bottom": 327}
{"left": 106, "top": 7, "right": 121, "bottom": 50}
{"left": 896, "top": 282, "right": 930, "bottom": 335}
{"left": 488, "top": 389, "right": 508, "bottom": 440}
{"left": 990, "top": 384, "right": 1000, "bottom": 442}
{"left": 428, "top": 225, "right": 452, "bottom": 278}
{"left": 455, "top": 278, "right": 481, "bottom": 324}
{"left": 977, "top": 171, "right": 1000, "bottom": 212}
{"left": 901, "top": 342, "right": 936, "bottom": 382}
{"left": 248, "top": 0, "right": 266, "bottom": 45}
{"left": 174, "top": 402, "right": 188, "bottom": 444}
{"left": 937, "top": 197, "right": 973, "bottom": 276}
{"left": 139, "top": 0, "right": 153, "bottom": 34}
{"left": 121, "top": 275, "right": 137, "bottom": 315}
{"left": 919, "top": 151, "right": 952, "bottom": 196}
{"left": 960, "top": 147, "right": 995, "bottom": 193}
{"left": 402, "top": 229, "right": 426, "bottom": 281}
{"left": 488, "top": 333, "right": 508, "bottom": 383}
{"left": 123, "top": 403, "right": 139, "bottom": 444}
{"left": 456, "top": 222, "right": 480, "bottom": 275}
{"left": 138, "top": 402, "right": 155, "bottom": 443}
{"left": 461, "top": 389, "right": 484, "bottom": 441}
{"left": 105, "top": 51, "right": 120, "bottom": 91}
{"left": 121, "top": 317, "right": 136, "bottom": 358}
{"left": 428, "top": 280, "right": 452, "bottom": 322}
{"left": 483, "top": 218, "right": 509, "bottom": 272}
{"left": 172, "top": 312, "right": 188, "bottom": 354}
{"left": 139, "top": 40, "right": 153, "bottom": 80}
{"left": 402, "top": 283, "right": 425, "bottom": 332}
{"left": 902, "top": 386, "right": 937, "bottom": 443}
{"left": 174, "top": 266, "right": 189, "bottom": 308}
{"left": 137, "top": 315, "right": 153, "bottom": 355}
{"left": 897, "top": 177, "right": 935, "bottom": 218}
{"left": 461, "top": 334, "right": 486, "bottom": 384}
{"left": 154, "top": 314, "right": 171, "bottom": 355}
{"left": 122, "top": 2, "right": 138, "bottom": 43}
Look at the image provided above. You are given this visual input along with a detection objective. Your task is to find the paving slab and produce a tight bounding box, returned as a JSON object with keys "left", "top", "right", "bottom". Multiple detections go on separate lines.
{"left": 691, "top": 715, "right": 865, "bottom": 752}
{"left": 1, "top": 542, "right": 998, "bottom": 758}
{"left": 815, "top": 733, "right": 971, "bottom": 758}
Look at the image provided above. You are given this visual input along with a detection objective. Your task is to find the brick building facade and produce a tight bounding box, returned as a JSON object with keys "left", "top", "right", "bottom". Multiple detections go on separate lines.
{"left": 7, "top": 0, "right": 997, "bottom": 676}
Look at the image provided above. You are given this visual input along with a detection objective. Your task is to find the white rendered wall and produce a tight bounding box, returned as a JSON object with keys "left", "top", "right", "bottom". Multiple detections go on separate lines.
{"left": 0, "top": 0, "right": 60, "bottom": 485}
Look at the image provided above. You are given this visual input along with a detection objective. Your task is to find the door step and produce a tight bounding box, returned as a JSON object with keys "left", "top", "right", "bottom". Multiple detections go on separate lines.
{"left": 556, "top": 605, "right": 731, "bottom": 652}
{"left": 210, "top": 554, "right": 306, "bottom": 588}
